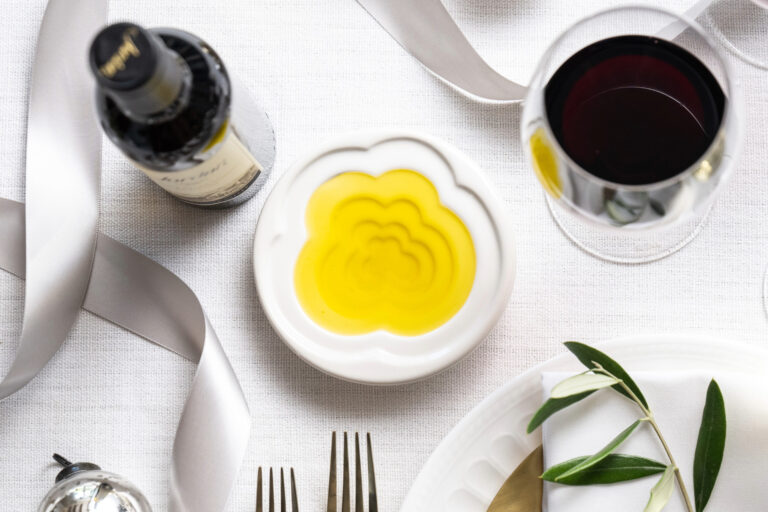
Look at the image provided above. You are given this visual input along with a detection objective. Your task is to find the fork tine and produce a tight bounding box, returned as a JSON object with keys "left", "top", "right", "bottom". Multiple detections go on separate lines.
{"left": 341, "top": 432, "right": 351, "bottom": 512}
{"left": 269, "top": 468, "right": 275, "bottom": 512}
{"left": 327, "top": 432, "right": 337, "bottom": 512}
{"left": 256, "top": 467, "right": 263, "bottom": 512}
{"left": 290, "top": 468, "right": 299, "bottom": 512}
{"left": 367, "top": 433, "right": 378, "bottom": 512}
{"left": 354, "top": 433, "right": 363, "bottom": 512}
{"left": 280, "top": 468, "right": 287, "bottom": 512}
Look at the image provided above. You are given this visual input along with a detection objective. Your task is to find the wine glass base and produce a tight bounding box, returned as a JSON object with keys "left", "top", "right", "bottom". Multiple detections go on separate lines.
{"left": 546, "top": 194, "right": 713, "bottom": 264}
{"left": 703, "top": 0, "right": 768, "bottom": 70}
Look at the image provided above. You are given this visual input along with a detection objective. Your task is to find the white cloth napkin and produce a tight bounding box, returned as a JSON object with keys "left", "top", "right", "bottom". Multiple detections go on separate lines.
{"left": 541, "top": 371, "right": 768, "bottom": 511}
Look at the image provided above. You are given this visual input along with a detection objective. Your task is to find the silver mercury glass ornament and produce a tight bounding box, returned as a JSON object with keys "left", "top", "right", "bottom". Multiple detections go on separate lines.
{"left": 38, "top": 454, "right": 152, "bottom": 512}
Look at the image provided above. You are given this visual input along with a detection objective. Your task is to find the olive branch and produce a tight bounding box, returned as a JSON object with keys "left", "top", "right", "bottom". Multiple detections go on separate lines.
{"left": 528, "top": 342, "right": 726, "bottom": 512}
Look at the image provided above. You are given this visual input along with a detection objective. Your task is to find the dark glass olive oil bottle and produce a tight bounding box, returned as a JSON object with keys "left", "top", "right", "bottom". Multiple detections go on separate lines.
{"left": 89, "top": 23, "right": 274, "bottom": 208}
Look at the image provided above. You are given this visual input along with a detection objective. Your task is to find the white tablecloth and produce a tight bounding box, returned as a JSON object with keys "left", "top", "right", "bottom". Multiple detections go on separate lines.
{"left": 1, "top": 1, "right": 766, "bottom": 510}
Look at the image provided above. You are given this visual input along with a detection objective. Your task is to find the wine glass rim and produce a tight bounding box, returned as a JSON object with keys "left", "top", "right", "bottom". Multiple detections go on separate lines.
{"left": 530, "top": 3, "right": 737, "bottom": 192}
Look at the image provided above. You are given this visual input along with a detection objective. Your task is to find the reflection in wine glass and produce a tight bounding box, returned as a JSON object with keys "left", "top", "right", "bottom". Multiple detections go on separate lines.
{"left": 521, "top": 6, "right": 742, "bottom": 264}
{"left": 704, "top": 0, "right": 768, "bottom": 69}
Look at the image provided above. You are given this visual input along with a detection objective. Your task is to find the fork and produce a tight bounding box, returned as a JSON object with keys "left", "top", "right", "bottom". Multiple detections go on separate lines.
{"left": 327, "top": 432, "right": 378, "bottom": 512}
{"left": 256, "top": 466, "right": 299, "bottom": 512}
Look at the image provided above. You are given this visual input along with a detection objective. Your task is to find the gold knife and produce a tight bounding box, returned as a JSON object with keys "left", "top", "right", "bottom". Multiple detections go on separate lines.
{"left": 487, "top": 445, "right": 543, "bottom": 512}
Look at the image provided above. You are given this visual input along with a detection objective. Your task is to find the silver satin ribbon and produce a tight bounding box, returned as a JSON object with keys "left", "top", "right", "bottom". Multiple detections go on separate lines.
{"left": 0, "top": 0, "right": 103, "bottom": 398}
{"left": 357, "top": 0, "right": 528, "bottom": 102}
{"left": 356, "top": 0, "right": 717, "bottom": 102}
{"left": 0, "top": 198, "right": 251, "bottom": 512}
{"left": 0, "top": 0, "right": 250, "bottom": 510}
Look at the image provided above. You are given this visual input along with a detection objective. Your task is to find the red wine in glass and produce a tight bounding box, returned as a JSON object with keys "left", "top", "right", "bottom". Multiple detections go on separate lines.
{"left": 545, "top": 35, "right": 726, "bottom": 186}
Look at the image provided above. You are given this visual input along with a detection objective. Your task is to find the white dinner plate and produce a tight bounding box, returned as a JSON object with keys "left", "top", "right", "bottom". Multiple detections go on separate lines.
{"left": 400, "top": 334, "right": 768, "bottom": 512}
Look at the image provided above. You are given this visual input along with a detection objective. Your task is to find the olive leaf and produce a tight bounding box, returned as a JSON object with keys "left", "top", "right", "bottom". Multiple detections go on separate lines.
{"left": 693, "top": 380, "right": 726, "bottom": 512}
{"left": 527, "top": 392, "right": 594, "bottom": 433}
{"left": 555, "top": 419, "right": 645, "bottom": 481}
{"left": 564, "top": 341, "right": 649, "bottom": 408}
{"left": 551, "top": 372, "right": 621, "bottom": 399}
{"left": 644, "top": 465, "right": 676, "bottom": 512}
{"left": 542, "top": 454, "right": 666, "bottom": 485}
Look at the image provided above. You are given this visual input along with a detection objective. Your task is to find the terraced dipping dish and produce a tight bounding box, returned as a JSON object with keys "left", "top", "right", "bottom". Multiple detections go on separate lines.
{"left": 253, "top": 130, "right": 515, "bottom": 384}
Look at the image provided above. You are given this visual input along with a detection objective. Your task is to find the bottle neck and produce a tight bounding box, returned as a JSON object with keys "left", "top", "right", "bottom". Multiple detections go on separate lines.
{"left": 106, "top": 41, "right": 192, "bottom": 123}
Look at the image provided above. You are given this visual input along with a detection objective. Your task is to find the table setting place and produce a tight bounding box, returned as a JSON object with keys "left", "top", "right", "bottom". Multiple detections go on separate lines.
{"left": 1, "top": 0, "right": 767, "bottom": 511}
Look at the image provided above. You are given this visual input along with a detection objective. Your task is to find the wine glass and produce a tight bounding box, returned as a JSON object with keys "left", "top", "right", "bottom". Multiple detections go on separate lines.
{"left": 693, "top": 0, "right": 768, "bottom": 314}
{"left": 703, "top": 0, "right": 768, "bottom": 69}
{"left": 521, "top": 6, "right": 742, "bottom": 264}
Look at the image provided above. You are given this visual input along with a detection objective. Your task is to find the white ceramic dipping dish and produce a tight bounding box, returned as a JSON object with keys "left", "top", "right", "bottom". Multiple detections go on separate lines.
{"left": 253, "top": 130, "right": 515, "bottom": 384}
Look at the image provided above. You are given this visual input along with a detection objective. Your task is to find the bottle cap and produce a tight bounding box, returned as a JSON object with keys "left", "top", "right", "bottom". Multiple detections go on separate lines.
{"left": 52, "top": 454, "right": 102, "bottom": 483}
{"left": 88, "top": 23, "right": 190, "bottom": 119}
{"left": 89, "top": 23, "right": 159, "bottom": 91}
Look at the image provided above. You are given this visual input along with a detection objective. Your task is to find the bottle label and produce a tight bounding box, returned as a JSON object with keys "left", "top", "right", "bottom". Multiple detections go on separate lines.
{"left": 134, "top": 131, "right": 262, "bottom": 204}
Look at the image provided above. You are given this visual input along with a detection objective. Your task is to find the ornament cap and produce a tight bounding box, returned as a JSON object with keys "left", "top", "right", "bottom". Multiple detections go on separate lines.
{"left": 52, "top": 454, "right": 102, "bottom": 483}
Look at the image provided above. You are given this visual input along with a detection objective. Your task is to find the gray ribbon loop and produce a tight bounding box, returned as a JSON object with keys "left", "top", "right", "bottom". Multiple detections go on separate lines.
{"left": 356, "top": 0, "right": 528, "bottom": 102}
{"left": 0, "top": 0, "right": 104, "bottom": 399}
{"left": 0, "top": 198, "right": 251, "bottom": 512}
